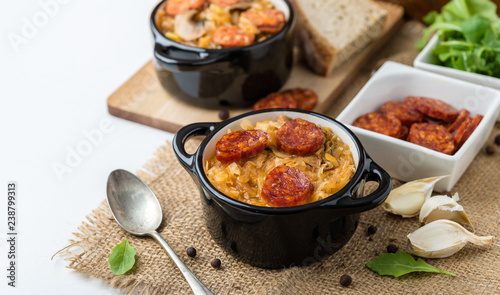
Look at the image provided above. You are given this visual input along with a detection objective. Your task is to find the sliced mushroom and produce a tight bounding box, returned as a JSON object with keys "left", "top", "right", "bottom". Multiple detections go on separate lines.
{"left": 227, "top": 0, "right": 253, "bottom": 12}
{"left": 174, "top": 10, "right": 206, "bottom": 41}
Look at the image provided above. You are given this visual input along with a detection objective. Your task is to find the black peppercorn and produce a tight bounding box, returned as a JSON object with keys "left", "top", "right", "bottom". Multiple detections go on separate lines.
{"left": 339, "top": 274, "right": 352, "bottom": 287}
{"left": 218, "top": 110, "right": 230, "bottom": 121}
{"left": 211, "top": 258, "right": 221, "bottom": 269}
{"left": 186, "top": 247, "right": 196, "bottom": 257}
{"left": 387, "top": 244, "right": 398, "bottom": 254}
{"left": 486, "top": 145, "right": 495, "bottom": 155}
{"left": 367, "top": 225, "right": 377, "bottom": 236}
{"left": 495, "top": 134, "right": 500, "bottom": 146}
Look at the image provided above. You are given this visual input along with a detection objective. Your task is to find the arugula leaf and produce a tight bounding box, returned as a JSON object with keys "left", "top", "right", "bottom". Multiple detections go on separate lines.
{"left": 108, "top": 240, "right": 137, "bottom": 275}
{"left": 366, "top": 252, "right": 457, "bottom": 278}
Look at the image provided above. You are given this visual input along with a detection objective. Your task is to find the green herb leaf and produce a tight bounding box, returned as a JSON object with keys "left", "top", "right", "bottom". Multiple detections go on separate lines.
{"left": 415, "top": 0, "right": 500, "bottom": 78}
{"left": 108, "top": 240, "right": 137, "bottom": 275}
{"left": 461, "top": 15, "right": 490, "bottom": 43}
{"left": 366, "top": 252, "right": 457, "bottom": 278}
{"left": 423, "top": 11, "right": 439, "bottom": 24}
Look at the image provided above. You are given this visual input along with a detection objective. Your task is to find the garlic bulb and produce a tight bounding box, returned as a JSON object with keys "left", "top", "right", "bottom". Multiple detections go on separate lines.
{"left": 407, "top": 219, "right": 494, "bottom": 258}
{"left": 419, "top": 193, "right": 473, "bottom": 230}
{"left": 382, "top": 176, "right": 447, "bottom": 217}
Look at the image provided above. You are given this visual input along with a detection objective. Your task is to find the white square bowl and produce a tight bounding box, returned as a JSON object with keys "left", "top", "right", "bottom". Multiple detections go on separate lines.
{"left": 415, "top": 34, "right": 500, "bottom": 91}
{"left": 337, "top": 61, "right": 500, "bottom": 191}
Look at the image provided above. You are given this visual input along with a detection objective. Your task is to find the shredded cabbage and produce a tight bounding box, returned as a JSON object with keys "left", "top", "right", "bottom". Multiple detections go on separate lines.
{"left": 205, "top": 115, "right": 355, "bottom": 207}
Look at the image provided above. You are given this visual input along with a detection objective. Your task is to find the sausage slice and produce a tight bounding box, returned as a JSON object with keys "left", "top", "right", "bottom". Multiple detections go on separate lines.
{"left": 166, "top": 0, "right": 205, "bottom": 16}
{"left": 454, "top": 114, "right": 483, "bottom": 152}
{"left": 240, "top": 9, "right": 286, "bottom": 33}
{"left": 281, "top": 88, "right": 318, "bottom": 111}
{"left": 407, "top": 123, "right": 455, "bottom": 155}
{"left": 447, "top": 109, "right": 471, "bottom": 134}
{"left": 352, "top": 112, "right": 402, "bottom": 138}
{"left": 253, "top": 92, "right": 298, "bottom": 110}
{"left": 261, "top": 165, "right": 313, "bottom": 207}
{"left": 381, "top": 101, "right": 423, "bottom": 127}
{"left": 213, "top": 26, "right": 255, "bottom": 48}
{"left": 215, "top": 130, "right": 269, "bottom": 163}
{"left": 276, "top": 118, "right": 324, "bottom": 156}
{"left": 406, "top": 96, "right": 459, "bottom": 122}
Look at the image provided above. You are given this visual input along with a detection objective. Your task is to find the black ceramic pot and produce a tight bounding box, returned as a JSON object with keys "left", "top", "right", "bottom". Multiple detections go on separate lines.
{"left": 173, "top": 109, "right": 392, "bottom": 268}
{"left": 150, "top": 0, "right": 295, "bottom": 109}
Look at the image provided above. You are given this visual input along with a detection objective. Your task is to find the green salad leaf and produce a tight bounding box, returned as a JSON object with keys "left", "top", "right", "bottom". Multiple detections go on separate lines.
{"left": 366, "top": 252, "right": 456, "bottom": 278}
{"left": 108, "top": 240, "right": 137, "bottom": 275}
{"left": 415, "top": 0, "right": 500, "bottom": 79}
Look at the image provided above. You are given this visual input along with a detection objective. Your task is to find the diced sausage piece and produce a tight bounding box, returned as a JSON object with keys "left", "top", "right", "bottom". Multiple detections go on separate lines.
{"left": 276, "top": 118, "right": 324, "bottom": 156}
{"left": 166, "top": 0, "right": 205, "bottom": 15}
{"left": 213, "top": 26, "right": 255, "bottom": 48}
{"left": 216, "top": 130, "right": 269, "bottom": 163}
{"left": 281, "top": 88, "right": 318, "bottom": 111}
{"left": 381, "top": 101, "right": 423, "bottom": 127}
{"left": 260, "top": 165, "right": 313, "bottom": 207}
{"left": 407, "top": 96, "right": 459, "bottom": 122}
{"left": 209, "top": 0, "right": 243, "bottom": 8}
{"left": 253, "top": 92, "right": 298, "bottom": 110}
{"left": 447, "top": 109, "right": 471, "bottom": 134}
{"left": 352, "top": 112, "right": 402, "bottom": 138}
{"left": 407, "top": 123, "right": 455, "bottom": 155}
{"left": 239, "top": 9, "right": 286, "bottom": 33}
{"left": 454, "top": 114, "right": 483, "bottom": 152}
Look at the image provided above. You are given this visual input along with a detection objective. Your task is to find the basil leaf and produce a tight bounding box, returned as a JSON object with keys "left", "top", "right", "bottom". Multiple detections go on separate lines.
{"left": 108, "top": 240, "right": 137, "bottom": 275}
{"left": 366, "top": 252, "right": 457, "bottom": 278}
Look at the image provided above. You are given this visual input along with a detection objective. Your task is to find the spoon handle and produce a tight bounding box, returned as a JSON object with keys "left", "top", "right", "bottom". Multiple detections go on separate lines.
{"left": 150, "top": 231, "right": 214, "bottom": 295}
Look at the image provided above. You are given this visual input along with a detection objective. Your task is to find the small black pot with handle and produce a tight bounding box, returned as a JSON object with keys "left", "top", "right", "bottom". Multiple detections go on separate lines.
{"left": 173, "top": 109, "right": 392, "bottom": 268}
{"left": 150, "top": 0, "right": 295, "bottom": 109}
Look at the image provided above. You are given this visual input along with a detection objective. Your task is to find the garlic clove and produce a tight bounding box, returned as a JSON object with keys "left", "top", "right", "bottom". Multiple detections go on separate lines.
{"left": 382, "top": 191, "right": 425, "bottom": 218}
{"left": 419, "top": 193, "right": 473, "bottom": 230}
{"left": 382, "top": 176, "right": 447, "bottom": 218}
{"left": 407, "top": 219, "right": 494, "bottom": 258}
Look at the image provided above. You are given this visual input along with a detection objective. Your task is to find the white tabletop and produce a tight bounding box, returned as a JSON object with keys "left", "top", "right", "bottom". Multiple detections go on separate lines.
{"left": 1, "top": 1, "right": 174, "bottom": 294}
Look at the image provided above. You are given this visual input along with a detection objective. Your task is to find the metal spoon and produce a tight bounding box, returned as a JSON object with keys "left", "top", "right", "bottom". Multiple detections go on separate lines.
{"left": 106, "top": 169, "right": 213, "bottom": 295}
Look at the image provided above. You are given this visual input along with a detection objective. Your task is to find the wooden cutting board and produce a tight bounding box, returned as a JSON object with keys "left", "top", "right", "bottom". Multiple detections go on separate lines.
{"left": 107, "top": 2, "right": 403, "bottom": 133}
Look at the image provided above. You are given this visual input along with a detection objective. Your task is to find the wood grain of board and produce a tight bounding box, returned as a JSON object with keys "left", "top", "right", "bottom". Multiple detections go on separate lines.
{"left": 107, "top": 2, "right": 403, "bottom": 134}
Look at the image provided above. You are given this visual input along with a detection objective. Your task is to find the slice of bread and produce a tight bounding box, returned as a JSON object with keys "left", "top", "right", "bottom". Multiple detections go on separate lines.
{"left": 292, "top": 0, "right": 387, "bottom": 76}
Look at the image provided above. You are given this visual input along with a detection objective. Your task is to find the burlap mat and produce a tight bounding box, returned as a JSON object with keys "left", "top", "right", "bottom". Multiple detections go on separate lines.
{"left": 62, "top": 21, "right": 500, "bottom": 294}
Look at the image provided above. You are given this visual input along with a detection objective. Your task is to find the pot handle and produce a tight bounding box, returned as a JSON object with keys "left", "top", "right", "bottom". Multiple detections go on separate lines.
{"left": 333, "top": 159, "right": 392, "bottom": 213}
{"left": 154, "top": 44, "right": 229, "bottom": 72}
{"left": 172, "top": 122, "right": 217, "bottom": 172}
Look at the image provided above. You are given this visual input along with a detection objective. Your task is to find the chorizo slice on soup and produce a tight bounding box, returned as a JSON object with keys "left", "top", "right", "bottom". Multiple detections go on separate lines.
{"left": 261, "top": 165, "right": 313, "bottom": 207}
{"left": 215, "top": 129, "right": 269, "bottom": 163}
{"left": 212, "top": 25, "right": 255, "bottom": 48}
{"left": 276, "top": 118, "right": 324, "bottom": 156}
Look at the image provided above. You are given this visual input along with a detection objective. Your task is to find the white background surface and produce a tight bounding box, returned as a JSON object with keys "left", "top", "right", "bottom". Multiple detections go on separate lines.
{"left": 0, "top": 0, "right": 173, "bottom": 294}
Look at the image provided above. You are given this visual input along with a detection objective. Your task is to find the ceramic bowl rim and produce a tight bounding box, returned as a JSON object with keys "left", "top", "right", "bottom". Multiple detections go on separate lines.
{"left": 191, "top": 108, "right": 376, "bottom": 215}
{"left": 150, "top": 0, "right": 295, "bottom": 54}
